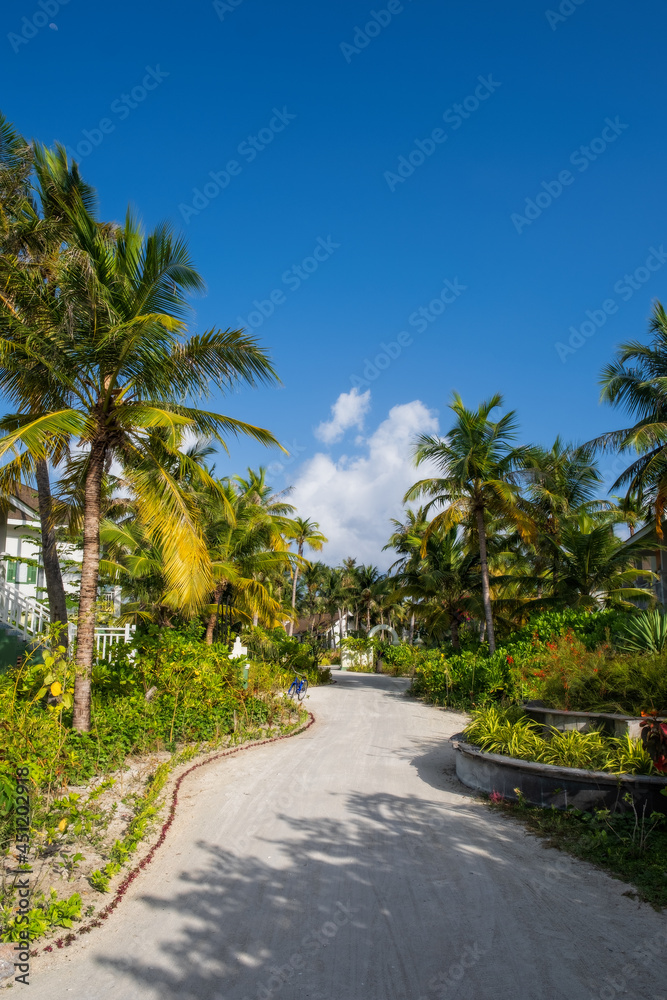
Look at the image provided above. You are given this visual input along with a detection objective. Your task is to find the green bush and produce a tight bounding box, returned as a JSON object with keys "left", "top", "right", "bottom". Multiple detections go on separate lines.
{"left": 0, "top": 624, "right": 295, "bottom": 799}
{"left": 505, "top": 608, "right": 625, "bottom": 650}
{"left": 410, "top": 609, "right": 662, "bottom": 711}
{"left": 412, "top": 648, "right": 517, "bottom": 707}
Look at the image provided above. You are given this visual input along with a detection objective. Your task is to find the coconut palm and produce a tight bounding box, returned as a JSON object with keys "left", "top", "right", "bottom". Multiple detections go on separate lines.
{"left": 0, "top": 119, "right": 93, "bottom": 642}
{"left": 592, "top": 302, "right": 667, "bottom": 533}
{"left": 390, "top": 527, "right": 480, "bottom": 649}
{"left": 546, "top": 510, "right": 657, "bottom": 609}
{"left": 405, "top": 394, "right": 536, "bottom": 653}
{"left": 0, "top": 149, "right": 280, "bottom": 729}
{"left": 286, "top": 517, "right": 327, "bottom": 635}
{"left": 523, "top": 438, "right": 604, "bottom": 596}
{"left": 356, "top": 564, "right": 384, "bottom": 633}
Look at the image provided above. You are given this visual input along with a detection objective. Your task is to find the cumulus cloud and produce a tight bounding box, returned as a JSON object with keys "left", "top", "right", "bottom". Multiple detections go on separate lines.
{"left": 291, "top": 400, "right": 439, "bottom": 567}
{"left": 314, "top": 387, "right": 371, "bottom": 444}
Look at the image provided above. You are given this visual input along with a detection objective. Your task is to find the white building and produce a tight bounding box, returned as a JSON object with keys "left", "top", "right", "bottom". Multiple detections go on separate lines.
{"left": 0, "top": 484, "right": 81, "bottom": 604}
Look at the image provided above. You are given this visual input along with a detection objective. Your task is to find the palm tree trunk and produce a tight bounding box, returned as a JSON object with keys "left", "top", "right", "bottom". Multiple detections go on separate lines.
{"left": 205, "top": 581, "right": 226, "bottom": 645}
{"left": 366, "top": 606, "right": 370, "bottom": 632}
{"left": 34, "top": 458, "right": 68, "bottom": 649}
{"left": 409, "top": 611, "right": 415, "bottom": 645}
{"left": 338, "top": 606, "right": 344, "bottom": 643}
{"left": 288, "top": 541, "right": 302, "bottom": 637}
{"left": 451, "top": 617, "right": 461, "bottom": 651}
{"left": 475, "top": 508, "right": 496, "bottom": 654}
{"left": 73, "top": 441, "right": 106, "bottom": 732}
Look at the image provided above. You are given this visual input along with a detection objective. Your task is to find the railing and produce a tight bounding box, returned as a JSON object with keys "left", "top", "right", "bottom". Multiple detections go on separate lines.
{"left": 0, "top": 582, "right": 50, "bottom": 638}
{"left": 0, "top": 582, "right": 134, "bottom": 655}
{"left": 66, "top": 622, "right": 135, "bottom": 657}
{"left": 91, "top": 625, "right": 135, "bottom": 658}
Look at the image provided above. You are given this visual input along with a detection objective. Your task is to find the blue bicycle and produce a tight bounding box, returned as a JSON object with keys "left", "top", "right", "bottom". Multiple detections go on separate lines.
{"left": 287, "top": 669, "right": 308, "bottom": 702}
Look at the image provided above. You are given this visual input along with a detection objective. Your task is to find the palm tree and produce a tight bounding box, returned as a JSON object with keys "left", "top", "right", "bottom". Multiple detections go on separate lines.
{"left": 389, "top": 524, "right": 480, "bottom": 649}
{"left": 286, "top": 517, "right": 327, "bottom": 635}
{"left": 0, "top": 118, "right": 88, "bottom": 643}
{"left": 318, "top": 566, "right": 346, "bottom": 647}
{"left": 525, "top": 438, "right": 604, "bottom": 594}
{"left": 405, "top": 393, "right": 535, "bottom": 653}
{"left": 0, "top": 150, "right": 280, "bottom": 730}
{"left": 385, "top": 508, "right": 429, "bottom": 642}
{"left": 356, "top": 564, "right": 384, "bottom": 633}
{"left": 547, "top": 510, "right": 657, "bottom": 609}
{"left": 592, "top": 302, "right": 667, "bottom": 533}
{"left": 201, "top": 475, "right": 296, "bottom": 643}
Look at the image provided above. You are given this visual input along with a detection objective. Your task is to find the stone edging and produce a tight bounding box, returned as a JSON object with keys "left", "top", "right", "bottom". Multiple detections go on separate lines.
{"left": 451, "top": 735, "right": 667, "bottom": 814}
{"left": 39, "top": 711, "right": 316, "bottom": 954}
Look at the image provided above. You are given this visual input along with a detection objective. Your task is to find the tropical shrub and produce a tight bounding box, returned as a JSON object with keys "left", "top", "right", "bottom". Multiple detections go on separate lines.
{"left": 520, "top": 634, "right": 667, "bottom": 715}
{"left": 618, "top": 610, "right": 667, "bottom": 654}
{"left": 504, "top": 608, "right": 625, "bottom": 652}
{"left": 243, "top": 626, "right": 332, "bottom": 684}
{"left": 375, "top": 641, "right": 422, "bottom": 676}
{"left": 464, "top": 706, "right": 657, "bottom": 775}
{"left": 412, "top": 648, "right": 518, "bottom": 707}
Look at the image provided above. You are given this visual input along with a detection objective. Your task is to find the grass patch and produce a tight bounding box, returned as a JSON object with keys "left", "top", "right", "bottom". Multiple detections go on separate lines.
{"left": 490, "top": 797, "right": 667, "bottom": 909}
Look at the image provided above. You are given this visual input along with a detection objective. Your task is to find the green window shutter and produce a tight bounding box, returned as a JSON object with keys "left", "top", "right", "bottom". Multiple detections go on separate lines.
{"left": 6, "top": 561, "right": 16, "bottom": 583}
{"left": 26, "top": 563, "right": 37, "bottom": 584}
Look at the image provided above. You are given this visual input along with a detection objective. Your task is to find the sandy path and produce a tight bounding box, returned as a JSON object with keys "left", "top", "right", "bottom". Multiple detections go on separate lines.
{"left": 35, "top": 672, "right": 666, "bottom": 999}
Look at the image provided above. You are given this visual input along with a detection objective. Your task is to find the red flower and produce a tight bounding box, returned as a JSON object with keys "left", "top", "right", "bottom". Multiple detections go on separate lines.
{"left": 506, "top": 656, "right": 514, "bottom": 665}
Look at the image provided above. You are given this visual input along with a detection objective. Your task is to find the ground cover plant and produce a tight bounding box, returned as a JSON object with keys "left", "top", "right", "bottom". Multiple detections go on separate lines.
{"left": 463, "top": 706, "right": 657, "bottom": 775}
{"left": 489, "top": 794, "right": 667, "bottom": 909}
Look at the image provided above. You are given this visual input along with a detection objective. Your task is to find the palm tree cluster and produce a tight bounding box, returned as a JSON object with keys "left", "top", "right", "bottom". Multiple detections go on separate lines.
{"left": 293, "top": 381, "right": 665, "bottom": 654}
{"left": 0, "top": 115, "right": 325, "bottom": 729}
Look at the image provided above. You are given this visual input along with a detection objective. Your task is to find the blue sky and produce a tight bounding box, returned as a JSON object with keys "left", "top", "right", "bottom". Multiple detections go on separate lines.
{"left": 2, "top": 0, "right": 666, "bottom": 564}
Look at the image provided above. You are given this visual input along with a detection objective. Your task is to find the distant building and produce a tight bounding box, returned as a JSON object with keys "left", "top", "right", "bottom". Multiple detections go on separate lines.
{"left": 623, "top": 519, "right": 667, "bottom": 608}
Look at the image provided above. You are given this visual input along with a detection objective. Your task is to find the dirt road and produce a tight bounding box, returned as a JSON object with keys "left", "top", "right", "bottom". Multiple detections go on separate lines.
{"left": 36, "top": 672, "right": 666, "bottom": 999}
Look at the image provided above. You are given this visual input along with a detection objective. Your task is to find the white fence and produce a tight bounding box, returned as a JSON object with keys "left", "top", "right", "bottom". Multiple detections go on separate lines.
{"left": 0, "top": 582, "right": 134, "bottom": 656}
{"left": 90, "top": 625, "right": 135, "bottom": 658}
{"left": 0, "top": 582, "right": 50, "bottom": 638}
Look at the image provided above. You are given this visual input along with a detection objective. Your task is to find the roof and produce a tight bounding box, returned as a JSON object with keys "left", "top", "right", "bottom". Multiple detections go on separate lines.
{"left": 11, "top": 484, "right": 39, "bottom": 515}
{"left": 293, "top": 611, "right": 354, "bottom": 635}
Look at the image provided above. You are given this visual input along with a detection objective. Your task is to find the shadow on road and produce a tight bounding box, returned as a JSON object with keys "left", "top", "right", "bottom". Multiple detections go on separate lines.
{"left": 94, "top": 778, "right": 595, "bottom": 1000}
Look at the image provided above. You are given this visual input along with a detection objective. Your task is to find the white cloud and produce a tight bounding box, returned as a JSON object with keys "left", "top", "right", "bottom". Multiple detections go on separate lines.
{"left": 291, "top": 400, "right": 439, "bottom": 568}
{"left": 314, "top": 387, "right": 371, "bottom": 444}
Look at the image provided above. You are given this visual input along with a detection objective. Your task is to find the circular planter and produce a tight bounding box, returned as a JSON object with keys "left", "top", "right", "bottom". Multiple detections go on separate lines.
{"left": 451, "top": 735, "right": 667, "bottom": 814}
{"left": 522, "top": 702, "right": 667, "bottom": 740}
